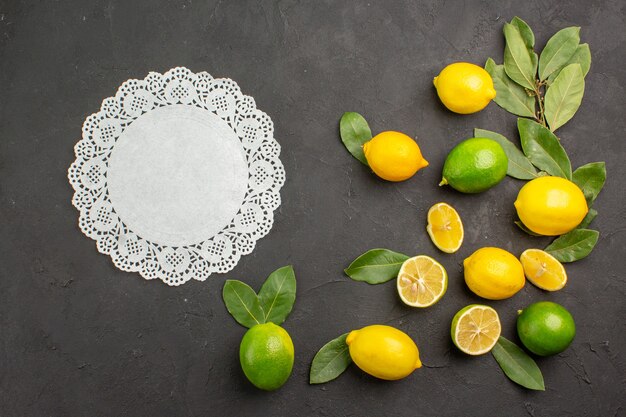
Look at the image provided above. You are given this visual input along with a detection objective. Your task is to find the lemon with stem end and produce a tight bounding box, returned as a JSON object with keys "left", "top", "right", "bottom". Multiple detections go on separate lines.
{"left": 463, "top": 247, "right": 525, "bottom": 300}
{"left": 434, "top": 62, "right": 496, "bottom": 114}
{"left": 514, "top": 176, "right": 588, "bottom": 236}
{"left": 346, "top": 325, "right": 422, "bottom": 380}
{"left": 363, "top": 131, "right": 429, "bottom": 182}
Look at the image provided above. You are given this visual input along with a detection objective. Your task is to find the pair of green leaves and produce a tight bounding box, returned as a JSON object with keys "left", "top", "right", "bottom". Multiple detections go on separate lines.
{"left": 222, "top": 266, "right": 296, "bottom": 328}
{"left": 339, "top": 112, "right": 372, "bottom": 165}
{"left": 487, "top": 17, "right": 590, "bottom": 132}
{"left": 344, "top": 248, "right": 409, "bottom": 284}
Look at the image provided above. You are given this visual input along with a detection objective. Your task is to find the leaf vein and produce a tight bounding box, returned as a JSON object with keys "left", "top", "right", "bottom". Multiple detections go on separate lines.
{"left": 231, "top": 286, "right": 261, "bottom": 324}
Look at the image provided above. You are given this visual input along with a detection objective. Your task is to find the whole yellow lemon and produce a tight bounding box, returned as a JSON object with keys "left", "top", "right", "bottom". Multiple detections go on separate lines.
{"left": 363, "top": 131, "right": 428, "bottom": 182}
{"left": 464, "top": 247, "right": 525, "bottom": 300}
{"left": 514, "top": 176, "right": 588, "bottom": 236}
{"left": 346, "top": 324, "right": 422, "bottom": 380}
{"left": 434, "top": 62, "right": 496, "bottom": 114}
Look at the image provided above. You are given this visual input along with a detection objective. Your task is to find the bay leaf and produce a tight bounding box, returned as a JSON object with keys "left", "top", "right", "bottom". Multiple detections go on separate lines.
{"left": 518, "top": 118, "right": 572, "bottom": 179}
{"left": 548, "top": 43, "right": 591, "bottom": 84}
{"left": 340, "top": 112, "right": 372, "bottom": 165}
{"left": 503, "top": 23, "right": 538, "bottom": 90}
{"left": 258, "top": 265, "right": 296, "bottom": 325}
{"left": 485, "top": 58, "right": 536, "bottom": 118}
{"left": 475, "top": 128, "right": 538, "bottom": 179}
{"left": 538, "top": 26, "right": 580, "bottom": 80}
{"left": 511, "top": 16, "right": 535, "bottom": 49}
{"left": 544, "top": 64, "right": 585, "bottom": 132}
{"left": 222, "top": 280, "right": 266, "bottom": 328}
{"left": 310, "top": 333, "right": 352, "bottom": 384}
{"left": 344, "top": 248, "right": 409, "bottom": 284}
{"left": 491, "top": 336, "right": 545, "bottom": 391}
{"left": 572, "top": 162, "right": 606, "bottom": 205}
{"left": 545, "top": 229, "right": 599, "bottom": 262}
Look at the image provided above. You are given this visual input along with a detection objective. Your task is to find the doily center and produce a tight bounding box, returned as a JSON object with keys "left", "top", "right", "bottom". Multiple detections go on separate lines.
{"left": 107, "top": 104, "right": 248, "bottom": 247}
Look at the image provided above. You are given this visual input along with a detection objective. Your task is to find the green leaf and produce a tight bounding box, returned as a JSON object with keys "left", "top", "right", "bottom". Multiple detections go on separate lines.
{"left": 577, "top": 208, "right": 597, "bottom": 229}
{"left": 515, "top": 220, "right": 542, "bottom": 237}
{"left": 485, "top": 58, "right": 536, "bottom": 118}
{"left": 539, "top": 27, "right": 580, "bottom": 81}
{"left": 511, "top": 16, "right": 535, "bottom": 49}
{"left": 257, "top": 265, "right": 296, "bottom": 325}
{"left": 545, "top": 229, "right": 599, "bottom": 262}
{"left": 547, "top": 43, "right": 591, "bottom": 84}
{"left": 310, "top": 333, "right": 352, "bottom": 384}
{"left": 503, "top": 23, "right": 538, "bottom": 90}
{"left": 344, "top": 248, "right": 409, "bottom": 284}
{"left": 475, "top": 128, "right": 538, "bottom": 179}
{"left": 222, "top": 280, "right": 265, "bottom": 328}
{"left": 340, "top": 112, "right": 372, "bottom": 165}
{"left": 572, "top": 162, "right": 606, "bottom": 205}
{"left": 491, "top": 337, "right": 545, "bottom": 391}
{"left": 544, "top": 64, "right": 585, "bottom": 132}
{"left": 518, "top": 118, "right": 572, "bottom": 179}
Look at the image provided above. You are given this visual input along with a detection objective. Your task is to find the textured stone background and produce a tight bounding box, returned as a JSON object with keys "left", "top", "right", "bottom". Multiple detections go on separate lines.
{"left": 1, "top": 1, "right": 625, "bottom": 416}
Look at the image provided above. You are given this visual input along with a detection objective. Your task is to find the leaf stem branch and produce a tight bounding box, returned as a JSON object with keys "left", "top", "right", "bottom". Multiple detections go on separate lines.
{"left": 532, "top": 81, "right": 547, "bottom": 127}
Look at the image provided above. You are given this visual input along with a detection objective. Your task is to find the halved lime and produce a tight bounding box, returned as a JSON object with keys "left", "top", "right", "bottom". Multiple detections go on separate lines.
{"left": 451, "top": 304, "right": 501, "bottom": 355}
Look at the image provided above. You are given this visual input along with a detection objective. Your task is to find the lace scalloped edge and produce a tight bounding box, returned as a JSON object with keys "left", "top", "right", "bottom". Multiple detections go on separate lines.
{"left": 67, "top": 67, "right": 285, "bottom": 286}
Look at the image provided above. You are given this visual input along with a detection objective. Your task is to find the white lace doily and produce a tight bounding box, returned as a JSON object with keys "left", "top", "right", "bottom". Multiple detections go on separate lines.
{"left": 68, "top": 67, "right": 285, "bottom": 286}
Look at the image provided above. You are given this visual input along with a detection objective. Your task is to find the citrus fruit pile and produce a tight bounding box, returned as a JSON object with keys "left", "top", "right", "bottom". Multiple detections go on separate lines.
{"left": 227, "top": 17, "right": 601, "bottom": 392}
{"left": 330, "top": 44, "right": 594, "bottom": 387}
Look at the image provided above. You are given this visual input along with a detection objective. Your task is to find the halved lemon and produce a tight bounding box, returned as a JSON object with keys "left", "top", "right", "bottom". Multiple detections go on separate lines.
{"left": 397, "top": 255, "right": 447, "bottom": 307}
{"left": 426, "top": 202, "right": 464, "bottom": 253}
{"left": 451, "top": 304, "right": 501, "bottom": 355}
{"left": 520, "top": 249, "right": 567, "bottom": 291}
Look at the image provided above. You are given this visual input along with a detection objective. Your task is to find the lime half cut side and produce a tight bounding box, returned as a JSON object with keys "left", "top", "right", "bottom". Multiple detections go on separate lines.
{"left": 451, "top": 304, "right": 501, "bottom": 355}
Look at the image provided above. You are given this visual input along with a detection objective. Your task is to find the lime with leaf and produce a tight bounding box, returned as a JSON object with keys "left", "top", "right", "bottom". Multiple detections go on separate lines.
{"left": 223, "top": 266, "right": 297, "bottom": 391}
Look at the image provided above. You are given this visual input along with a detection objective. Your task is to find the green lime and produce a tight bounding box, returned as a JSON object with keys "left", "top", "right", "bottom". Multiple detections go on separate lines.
{"left": 239, "top": 322, "right": 294, "bottom": 391}
{"left": 517, "top": 301, "right": 575, "bottom": 356}
{"left": 440, "top": 138, "right": 508, "bottom": 193}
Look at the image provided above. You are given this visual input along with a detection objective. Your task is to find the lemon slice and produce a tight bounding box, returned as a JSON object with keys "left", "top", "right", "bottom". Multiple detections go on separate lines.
{"left": 426, "top": 202, "right": 464, "bottom": 253}
{"left": 451, "top": 304, "right": 501, "bottom": 355}
{"left": 520, "top": 249, "right": 567, "bottom": 291}
{"left": 397, "top": 255, "right": 447, "bottom": 307}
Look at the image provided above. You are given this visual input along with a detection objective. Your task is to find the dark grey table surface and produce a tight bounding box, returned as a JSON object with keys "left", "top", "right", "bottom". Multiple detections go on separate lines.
{"left": 2, "top": 1, "right": 625, "bottom": 416}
